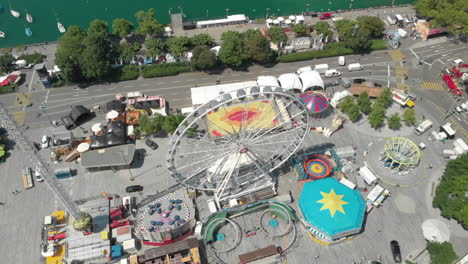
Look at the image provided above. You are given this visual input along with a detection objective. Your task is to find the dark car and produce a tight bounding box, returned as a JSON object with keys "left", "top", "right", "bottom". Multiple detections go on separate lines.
{"left": 390, "top": 240, "right": 402, "bottom": 263}
{"left": 319, "top": 13, "right": 332, "bottom": 20}
{"left": 353, "top": 78, "right": 366, "bottom": 84}
{"left": 126, "top": 185, "right": 143, "bottom": 193}
{"left": 145, "top": 138, "right": 158, "bottom": 150}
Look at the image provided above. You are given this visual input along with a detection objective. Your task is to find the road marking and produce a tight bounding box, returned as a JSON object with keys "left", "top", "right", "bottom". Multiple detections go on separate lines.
{"left": 201, "top": 77, "right": 209, "bottom": 80}
{"left": 73, "top": 94, "right": 80, "bottom": 97}
{"left": 396, "top": 83, "right": 409, "bottom": 91}
{"left": 394, "top": 66, "right": 408, "bottom": 78}
{"left": 447, "top": 116, "right": 468, "bottom": 141}
{"left": 14, "top": 93, "right": 31, "bottom": 106}
{"left": 171, "top": 80, "right": 181, "bottom": 83}
{"left": 232, "top": 74, "right": 240, "bottom": 76}
{"left": 124, "top": 85, "right": 133, "bottom": 88}
{"left": 409, "top": 49, "right": 420, "bottom": 59}
{"left": 141, "top": 83, "right": 148, "bottom": 86}
{"left": 12, "top": 111, "right": 26, "bottom": 125}
{"left": 421, "top": 82, "right": 444, "bottom": 91}
{"left": 109, "top": 87, "right": 116, "bottom": 90}
{"left": 388, "top": 50, "right": 404, "bottom": 61}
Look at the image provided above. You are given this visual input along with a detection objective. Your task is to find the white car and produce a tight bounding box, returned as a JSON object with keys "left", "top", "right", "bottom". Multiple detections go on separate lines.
{"left": 35, "top": 167, "right": 44, "bottom": 182}
{"left": 325, "top": 69, "right": 341, "bottom": 78}
{"left": 41, "top": 135, "right": 49, "bottom": 149}
{"left": 338, "top": 56, "right": 346, "bottom": 66}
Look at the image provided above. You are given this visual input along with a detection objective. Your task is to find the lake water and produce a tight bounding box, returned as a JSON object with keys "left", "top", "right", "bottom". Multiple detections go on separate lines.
{"left": 0, "top": 0, "right": 415, "bottom": 48}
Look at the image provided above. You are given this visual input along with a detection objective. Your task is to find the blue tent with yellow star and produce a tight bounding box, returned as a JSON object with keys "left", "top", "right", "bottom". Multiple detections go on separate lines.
{"left": 298, "top": 178, "right": 366, "bottom": 240}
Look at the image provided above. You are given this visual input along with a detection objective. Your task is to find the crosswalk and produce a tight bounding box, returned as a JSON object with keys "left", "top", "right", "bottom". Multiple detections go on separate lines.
{"left": 14, "top": 93, "right": 31, "bottom": 106}
{"left": 394, "top": 66, "right": 408, "bottom": 78}
{"left": 447, "top": 116, "right": 468, "bottom": 141}
{"left": 12, "top": 111, "right": 26, "bottom": 125}
{"left": 388, "top": 50, "right": 405, "bottom": 62}
{"left": 396, "top": 83, "right": 409, "bottom": 91}
{"left": 421, "top": 82, "right": 444, "bottom": 91}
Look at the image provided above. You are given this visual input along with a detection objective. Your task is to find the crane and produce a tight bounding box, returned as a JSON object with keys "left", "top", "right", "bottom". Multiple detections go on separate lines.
{"left": 0, "top": 102, "right": 84, "bottom": 222}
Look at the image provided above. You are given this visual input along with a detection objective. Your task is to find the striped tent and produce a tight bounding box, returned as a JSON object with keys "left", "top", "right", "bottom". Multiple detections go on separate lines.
{"left": 299, "top": 91, "right": 330, "bottom": 118}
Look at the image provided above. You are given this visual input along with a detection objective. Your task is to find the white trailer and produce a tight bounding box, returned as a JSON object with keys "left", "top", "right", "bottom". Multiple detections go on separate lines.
{"left": 296, "top": 66, "right": 313, "bottom": 74}
{"left": 314, "top": 64, "right": 329, "bottom": 74}
{"left": 359, "top": 166, "right": 378, "bottom": 185}
{"left": 335, "top": 146, "right": 356, "bottom": 158}
{"left": 453, "top": 139, "right": 468, "bottom": 154}
{"left": 367, "top": 185, "right": 390, "bottom": 207}
{"left": 415, "top": 119, "right": 433, "bottom": 135}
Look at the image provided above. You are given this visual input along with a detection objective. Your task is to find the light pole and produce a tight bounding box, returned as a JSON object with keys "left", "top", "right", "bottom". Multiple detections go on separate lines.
{"left": 306, "top": 4, "right": 310, "bottom": 13}
{"left": 168, "top": 8, "right": 172, "bottom": 17}
{"left": 206, "top": 9, "right": 208, "bottom": 18}
{"left": 266, "top": 8, "right": 270, "bottom": 19}
{"left": 226, "top": 8, "right": 229, "bottom": 17}
{"left": 349, "top": 0, "right": 354, "bottom": 9}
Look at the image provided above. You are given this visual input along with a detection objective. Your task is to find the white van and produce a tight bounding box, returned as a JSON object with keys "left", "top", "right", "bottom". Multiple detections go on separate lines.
{"left": 314, "top": 64, "right": 329, "bottom": 74}
{"left": 338, "top": 56, "right": 346, "bottom": 66}
{"left": 296, "top": 66, "right": 313, "bottom": 74}
{"left": 325, "top": 69, "right": 341, "bottom": 78}
{"left": 414, "top": 119, "right": 433, "bottom": 135}
{"left": 386, "top": 15, "right": 397, "bottom": 25}
{"left": 348, "top": 63, "right": 363, "bottom": 72}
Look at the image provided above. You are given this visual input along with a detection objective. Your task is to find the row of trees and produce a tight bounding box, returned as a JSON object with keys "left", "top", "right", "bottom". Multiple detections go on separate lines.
{"left": 415, "top": 0, "right": 468, "bottom": 36}
{"left": 338, "top": 89, "right": 416, "bottom": 129}
{"left": 335, "top": 16, "right": 385, "bottom": 53}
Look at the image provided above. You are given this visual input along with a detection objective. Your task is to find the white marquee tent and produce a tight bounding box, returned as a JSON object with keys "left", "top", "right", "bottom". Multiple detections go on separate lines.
{"left": 257, "top": 76, "right": 280, "bottom": 87}
{"left": 190, "top": 81, "right": 258, "bottom": 106}
{"left": 299, "top": 70, "right": 324, "bottom": 91}
{"left": 278, "top": 73, "right": 303, "bottom": 91}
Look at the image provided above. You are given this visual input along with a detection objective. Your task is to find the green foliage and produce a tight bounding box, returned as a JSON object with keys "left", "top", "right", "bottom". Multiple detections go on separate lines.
{"left": 112, "top": 18, "right": 134, "bottom": 37}
{"left": 368, "top": 103, "right": 386, "bottom": 128}
{"left": 119, "top": 42, "right": 136, "bottom": 62}
{"left": 335, "top": 19, "right": 358, "bottom": 40}
{"left": 357, "top": 91, "right": 372, "bottom": 114}
{"left": 191, "top": 46, "right": 217, "bottom": 71}
{"left": 167, "top": 36, "right": 190, "bottom": 56}
{"left": 79, "top": 32, "right": 112, "bottom": 80}
{"left": 387, "top": 113, "right": 402, "bottom": 130}
{"left": 415, "top": 0, "right": 468, "bottom": 36}
{"left": 403, "top": 108, "right": 417, "bottom": 126}
{"left": 135, "top": 8, "right": 164, "bottom": 37}
{"left": 219, "top": 31, "right": 246, "bottom": 67}
{"left": 244, "top": 33, "right": 274, "bottom": 65}
{"left": 370, "top": 39, "right": 387, "bottom": 50}
{"left": 0, "top": 53, "right": 14, "bottom": 72}
{"left": 356, "top": 16, "right": 385, "bottom": 39}
{"left": 267, "top": 26, "right": 288, "bottom": 44}
{"left": 314, "top": 21, "right": 330, "bottom": 35}
{"left": 55, "top": 25, "right": 87, "bottom": 82}
{"left": 345, "top": 27, "right": 372, "bottom": 53}
{"left": 15, "top": 45, "right": 26, "bottom": 52}
{"left": 0, "top": 83, "right": 15, "bottom": 93}
{"left": 108, "top": 65, "right": 139, "bottom": 81}
{"left": 426, "top": 241, "right": 458, "bottom": 264}
{"left": 338, "top": 96, "right": 355, "bottom": 113}
{"left": 18, "top": 52, "right": 45, "bottom": 64}
{"left": 376, "top": 88, "right": 393, "bottom": 108}
{"left": 162, "top": 114, "right": 186, "bottom": 134}
{"left": 293, "top": 24, "right": 308, "bottom": 36}
{"left": 145, "top": 38, "right": 167, "bottom": 58}
{"left": 139, "top": 114, "right": 185, "bottom": 135}
{"left": 433, "top": 154, "right": 468, "bottom": 228}
{"left": 278, "top": 47, "right": 353, "bottom": 63}
{"left": 347, "top": 104, "right": 362, "bottom": 122}
{"left": 141, "top": 62, "right": 191, "bottom": 78}
{"left": 88, "top": 19, "right": 109, "bottom": 36}
{"left": 190, "top": 34, "right": 214, "bottom": 47}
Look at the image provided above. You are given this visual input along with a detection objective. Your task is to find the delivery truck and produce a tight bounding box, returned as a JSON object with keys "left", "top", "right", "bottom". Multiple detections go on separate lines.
{"left": 414, "top": 119, "right": 433, "bottom": 135}
{"left": 359, "top": 166, "right": 378, "bottom": 185}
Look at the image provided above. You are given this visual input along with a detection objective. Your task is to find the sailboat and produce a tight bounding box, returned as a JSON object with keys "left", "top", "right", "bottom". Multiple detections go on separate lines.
{"left": 25, "top": 27, "right": 32, "bottom": 37}
{"left": 26, "top": 11, "right": 33, "bottom": 23}
{"left": 0, "top": 32, "right": 5, "bottom": 38}
{"left": 7, "top": 0, "right": 20, "bottom": 17}
{"left": 57, "top": 22, "right": 66, "bottom": 33}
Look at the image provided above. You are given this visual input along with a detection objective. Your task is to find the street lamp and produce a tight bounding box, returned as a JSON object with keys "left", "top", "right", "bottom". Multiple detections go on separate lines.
{"left": 306, "top": 4, "right": 310, "bottom": 13}
{"left": 266, "top": 8, "right": 270, "bottom": 19}
{"left": 349, "top": 0, "right": 354, "bottom": 9}
{"left": 226, "top": 8, "right": 229, "bottom": 17}
{"left": 168, "top": 8, "right": 172, "bottom": 17}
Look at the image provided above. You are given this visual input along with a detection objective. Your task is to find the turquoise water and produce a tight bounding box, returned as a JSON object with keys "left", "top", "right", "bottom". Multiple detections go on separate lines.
{"left": 0, "top": 0, "right": 415, "bottom": 48}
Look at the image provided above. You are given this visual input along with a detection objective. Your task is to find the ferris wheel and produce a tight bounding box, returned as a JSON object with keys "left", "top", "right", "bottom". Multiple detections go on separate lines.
{"left": 167, "top": 86, "right": 310, "bottom": 204}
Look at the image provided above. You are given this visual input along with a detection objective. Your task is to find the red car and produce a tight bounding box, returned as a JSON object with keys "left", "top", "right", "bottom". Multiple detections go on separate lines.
{"left": 319, "top": 13, "right": 332, "bottom": 20}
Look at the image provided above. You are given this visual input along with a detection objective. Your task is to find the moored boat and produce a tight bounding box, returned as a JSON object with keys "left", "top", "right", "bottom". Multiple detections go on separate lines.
{"left": 25, "top": 27, "right": 32, "bottom": 37}
{"left": 26, "top": 13, "right": 33, "bottom": 23}
{"left": 0, "top": 31, "right": 5, "bottom": 38}
{"left": 10, "top": 9, "right": 20, "bottom": 17}
{"left": 57, "top": 22, "right": 66, "bottom": 33}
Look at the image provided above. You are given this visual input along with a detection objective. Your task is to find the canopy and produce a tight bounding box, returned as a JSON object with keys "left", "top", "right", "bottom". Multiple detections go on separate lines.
{"left": 422, "top": 219, "right": 450, "bottom": 243}
{"left": 106, "top": 110, "right": 119, "bottom": 119}
{"left": 278, "top": 73, "right": 303, "bottom": 90}
{"left": 289, "top": 15, "right": 296, "bottom": 20}
{"left": 77, "top": 142, "right": 90, "bottom": 153}
{"left": 300, "top": 92, "right": 329, "bottom": 113}
{"left": 285, "top": 19, "right": 292, "bottom": 24}
{"left": 298, "top": 178, "right": 366, "bottom": 239}
{"left": 91, "top": 123, "right": 103, "bottom": 133}
{"left": 299, "top": 70, "right": 324, "bottom": 91}
{"left": 273, "top": 20, "right": 280, "bottom": 24}
{"left": 266, "top": 19, "right": 273, "bottom": 24}
{"left": 257, "top": 75, "right": 279, "bottom": 87}
{"left": 115, "top": 93, "right": 125, "bottom": 100}
{"left": 277, "top": 17, "right": 285, "bottom": 22}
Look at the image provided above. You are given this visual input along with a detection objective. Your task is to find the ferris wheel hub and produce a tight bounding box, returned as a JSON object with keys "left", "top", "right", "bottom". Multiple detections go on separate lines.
{"left": 239, "top": 147, "right": 249, "bottom": 154}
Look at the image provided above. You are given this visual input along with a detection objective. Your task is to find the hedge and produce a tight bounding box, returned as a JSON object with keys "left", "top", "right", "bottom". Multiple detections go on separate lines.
{"left": 108, "top": 65, "right": 139, "bottom": 82}
{"left": 18, "top": 52, "right": 45, "bottom": 64}
{"left": 370, "top": 39, "right": 388, "bottom": 50}
{"left": 0, "top": 84, "right": 16, "bottom": 94}
{"left": 141, "top": 62, "right": 191, "bottom": 78}
{"left": 278, "top": 48, "right": 353, "bottom": 63}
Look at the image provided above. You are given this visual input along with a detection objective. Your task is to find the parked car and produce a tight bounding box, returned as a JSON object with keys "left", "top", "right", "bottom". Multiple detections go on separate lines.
{"left": 325, "top": 69, "right": 341, "bottom": 78}
{"left": 145, "top": 138, "right": 158, "bottom": 150}
{"left": 319, "top": 13, "right": 332, "bottom": 20}
{"left": 353, "top": 78, "right": 366, "bottom": 84}
{"left": 35, "top": 167, "right": 44, "bottom": 182}
{"left": 126, "top": 185, "right": 144, "bottom": 193}
{"left": 41, "top": 135, "right": 50, "bottom": 149}
{"left": 390, "top": 240, "right": 402, "bottom": 263}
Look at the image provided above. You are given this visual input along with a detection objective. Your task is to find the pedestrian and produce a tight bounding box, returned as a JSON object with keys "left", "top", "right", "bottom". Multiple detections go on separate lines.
{"left": 0, "top": 202, "right": 5, "bottom": 206}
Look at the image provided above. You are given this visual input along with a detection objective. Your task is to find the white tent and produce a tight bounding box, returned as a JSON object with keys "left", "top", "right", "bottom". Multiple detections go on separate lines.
{"left": 289, "top": 15, "right": 296, "bottom": 20}
{"left": 257, "top": 76, "right": 279, "bottom": 87}
{"left": 296, "top": 15, "right": 305, "bottom": 21}
{"left": 210, "top": 46, "right": 221, "bottom": 56}
{"left": 285, "top": 19, "right": 292, "bottom": 24}
{"left": 190, "top": 81, "right": 258, "bottom": 106}
{"left": 266, "top": 19, "right": 273, "bottom": 24}
{"left": 273, "top": 20, "right": 280, "bottom": 25}
{"left": 77, "top": 142, "right": 90, "bottom": 153}
{"left": 298, "top": 70, "right": 324, "bottom": 92}
{"left": 422, "top": 219, "right": 450, "bottom": 243}
{"left": 91, "top": 123, "right": 103, "bottom": 133}
{"left": 277, "top": 17, "right": 285, "bottom": 22}
{"left": 278, "top": 73, "right": 303, "bottom": 91}
{"left": 106, "top": 110, "right": 119, "bottom": 119}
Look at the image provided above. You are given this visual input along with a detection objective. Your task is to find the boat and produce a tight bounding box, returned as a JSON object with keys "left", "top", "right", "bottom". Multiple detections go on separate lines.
{"left": 57, "top": 22, "right": 66, "bottom": 33}
{"left": 0, "top": 32, "right": 5, "bottom": 38}
{"left": 25, "top": 27, "right": 32, "bottom": 37}
{"left": 7, "top": 0, "right": 19, "bottom": 17}
{"left": 26, "top": 13, "right": 33, "bottom": 23}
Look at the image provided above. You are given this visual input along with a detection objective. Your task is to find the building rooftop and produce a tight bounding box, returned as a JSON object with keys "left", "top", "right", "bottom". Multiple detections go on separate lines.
{"left": 80, "top": 144, "right": 136, "bottom": 168}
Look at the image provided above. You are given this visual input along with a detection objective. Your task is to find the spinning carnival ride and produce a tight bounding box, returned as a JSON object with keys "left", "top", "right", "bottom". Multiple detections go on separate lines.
{"left": 167, "top": 87, "right": 310, "bottom": 206}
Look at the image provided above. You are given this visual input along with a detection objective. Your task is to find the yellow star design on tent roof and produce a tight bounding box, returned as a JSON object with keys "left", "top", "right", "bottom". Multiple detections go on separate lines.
{"left": 316, "top": 189, "right": 349, "bottom": 217}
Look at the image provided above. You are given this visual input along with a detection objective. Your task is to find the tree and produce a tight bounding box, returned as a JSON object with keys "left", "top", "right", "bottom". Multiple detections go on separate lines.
{"left": 79, "top": 33, "right": 112, "bottom": 80}
{"left": 338, "top": 96, "right": 355, "bottom": 113}
{"left": 347, "top": 104, "right": 362, "bottom": 122}
{"left": 244, "top": 33, "right": 274, "bottom": 64}
{"left": 219, "top": 31, "right": 246, "bottom": 67}
{"left": 139, "top": 114, "right": 165, "bottom": 135}
{"left": 162, "top": 114, "right": 185, "bottom": 134}
{"left": 112, "top": 18, "right": 134, "bottom": 38}
{"left": 345, "top": 27, "right": 372, "bottom": 53}
{"left": 0, "top": 53, "right": 14, "bottom": 72}
{"left": 243, "top": 29, "right": 262, "bottom": 40}
{"left": 55, "top": 25, "right": 87, "bottom": 82}
{"left": 88, "top": 19, "right": 109, "bottom": 37}
{"left": 119, "top": 42, "right": 136, "bottom": 62}
{"left": 357, "top": 91, "right": 372, "bottom": 114}
{"left": 145, "top": 37, "right": 166, "bottom": 58}
{"left": 335, "top": 19, "right": 358, "bottom": 41}
{"left": 314, "top": 21, "right": 330, "bottom": 35}
{"left": 376, "top": 88, "right": 393, "bottom": 108}
{"left": 368, "top": 103, "right": 386, "bottom": 128}
{"left": 167, "top": 37, "right": 190, "bottom": 56}
{"left": 293, "top": 24, "right": 308, "bottom": 36}
{"left": 415, "top": 0, "right": 468, "bottom": 36}
{"left": 267, "top": 26, "right": 288, "bottom": 44}
{"left": 135, "top": 8, "right": 164, "bottom": 37}
{"left": 433, "top": 154, "right": 468, "bottom": 228}
{"left": 191, "top": 46, "right": 217, "bottom": 70}
{"left": 356, "top": 16, "right": 385, "bottom": 39}
{"left": 190, "top": 34, "right": 214, "bottom": 47}
{"left": 387, "top": 113, "right": 401, "bottom": 130}
{"left": 403, "top": 108, "right": 417, "bottom": 125}
{"left": 426, "top": 242, "right": 458, "bottom": 264}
